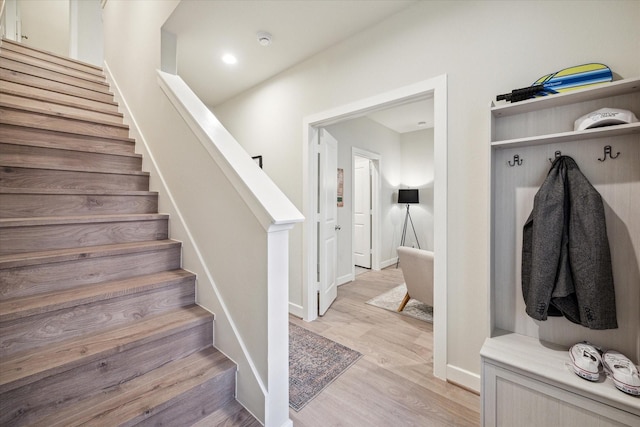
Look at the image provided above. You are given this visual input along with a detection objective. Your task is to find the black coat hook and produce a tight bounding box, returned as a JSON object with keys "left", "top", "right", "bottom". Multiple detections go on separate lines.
{"left": 598, "top": 145, "right": 620, "bottom": 162}
{"left": 508, "top": 154, "right": 523, "bottom": 167}
{"left": 549, "top": 151, "right": 562, "bottom": 164}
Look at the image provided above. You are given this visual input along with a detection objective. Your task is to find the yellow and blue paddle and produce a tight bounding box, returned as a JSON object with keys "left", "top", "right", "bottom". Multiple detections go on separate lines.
{"left": 497, "top": 63, "right": 612, "bottom": 102}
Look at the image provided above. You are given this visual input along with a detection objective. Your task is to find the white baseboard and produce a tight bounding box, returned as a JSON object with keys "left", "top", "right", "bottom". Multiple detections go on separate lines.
{"left": 337, "top": 273, "right": 354, "bottom": 286}
{"left": 288, "top": 302, "right": 304, "bottom": 319}
{"left": 446, "top": 364, "right": 481, "bottom": 394}
{"left": 380, "top": 257, "right": 398, "bottom": 269}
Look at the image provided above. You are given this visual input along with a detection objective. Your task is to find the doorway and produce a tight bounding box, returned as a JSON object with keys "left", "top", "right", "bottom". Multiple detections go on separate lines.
{"left": 302, "top": 75, "right": 448, "bottom": 381}
{"left": 352, "top": 148, "right": 380, "bottom": 275}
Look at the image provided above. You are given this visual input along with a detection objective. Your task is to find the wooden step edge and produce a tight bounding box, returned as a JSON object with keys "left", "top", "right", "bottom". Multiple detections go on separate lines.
{"left": 0, "top": 103, "right": 129, "bottom": 130}
{"left": 0, "top": 305, "right": 213, "bottom": 393}
{"left": 0, "top": 122, "right": 135, "bottom": 144}
{"left": 0, "top": 87, "right": 124, "bottom": 118}
{"left": 191, "top": 399, "right": 262, "bottom": 427}
{"left": 0, "top": 163, "right": 149, "bottom": 177}
{"left": 0, "top": 51, "right": 108, "bottom": 85}
{"left": 0, "top": 269, "right": 196, "bottom": 322}
{"left": 0, "top": 53, "right": 109, "bottom": 87}
{"left": 0, "top": 76, "right": 118, "bottom": 108}
{"left": 0, "top": 188, "right": 153, "bottom": 196}
{"left": 0, "top": 140, "right": 142, "bottom": 160}
{"left": 1, "top": 38, "right": 103, "bottom": 73}
{"left": 0, "top": 239, "right": 182, "bottom": 269}
{"left": 31, "top": 347, "right": 235, "bottom": 427}
{"left": 0, "top": 60, "right": 112, "bottom": 96}
{"left": 0, "top": 213, "right": 168, "bottom": 228}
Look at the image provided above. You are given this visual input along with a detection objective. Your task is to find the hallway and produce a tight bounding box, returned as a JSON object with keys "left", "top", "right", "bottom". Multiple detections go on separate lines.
{"left": 289, "top": 267, "right": 480, "bottom": 426}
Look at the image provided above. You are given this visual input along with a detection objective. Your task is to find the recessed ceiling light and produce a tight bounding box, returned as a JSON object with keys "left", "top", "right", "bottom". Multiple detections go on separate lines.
{"left": 222, "top": 54, "right": 237, "bottom": 65}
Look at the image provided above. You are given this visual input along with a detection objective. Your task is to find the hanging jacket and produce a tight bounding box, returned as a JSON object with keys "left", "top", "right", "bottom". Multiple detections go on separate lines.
{"left": 521, "top": 156, "right": 617, "bottom": 330}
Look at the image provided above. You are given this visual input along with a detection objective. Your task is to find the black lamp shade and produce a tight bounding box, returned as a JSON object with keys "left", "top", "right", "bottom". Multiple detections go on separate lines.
{"left": 398, "top": 189, "right": 419, "bottom": 204}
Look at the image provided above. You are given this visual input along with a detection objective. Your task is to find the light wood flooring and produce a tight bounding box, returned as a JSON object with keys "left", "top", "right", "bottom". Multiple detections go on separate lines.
{"left": 289, "top": 267, "right": 480, "bottom": 427}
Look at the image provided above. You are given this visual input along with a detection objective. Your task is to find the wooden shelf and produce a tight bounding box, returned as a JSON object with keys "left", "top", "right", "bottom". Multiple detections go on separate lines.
{"left": 492, "top": 122, "right": 640, "bottom": 148}
{"left": 491, "top": 77, "right": 640, "bottom": 118}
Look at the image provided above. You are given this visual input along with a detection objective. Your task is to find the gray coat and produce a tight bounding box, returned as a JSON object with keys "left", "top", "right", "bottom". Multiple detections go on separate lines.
{"left": 521, "top": 156, "right": 617, "bottom": 329}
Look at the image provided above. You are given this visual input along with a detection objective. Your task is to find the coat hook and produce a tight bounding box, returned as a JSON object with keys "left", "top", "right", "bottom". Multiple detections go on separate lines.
{"left": 549, "top": 150, "right": 562, "bottom": 164}
{"left": 598, "top": 145, "right": 620, "bottom": 162}
{"left": 508, "top": 154, "right": 523, "bottom": 167}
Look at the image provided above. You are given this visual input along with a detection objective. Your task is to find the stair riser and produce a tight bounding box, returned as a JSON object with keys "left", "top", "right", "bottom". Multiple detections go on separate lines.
{"left": 0, "top": 218, "right": 168, "bottom": 255}
{"left": 0, "top": 69, "right": 114, "bottom": 103}
{"left": 0, "top": 50, "right": 106, "bottom": 84}
{"left": 0, "top": 280, "right": 196, "bottom": 357}
{"left": 0, "top": 167, "right": 149, "bottom": 191}
{"left": 0, "top": 107, "right": 130, "bottom": 139}
{"left": 0, "top": 246, "right": 182, "bottom": 300}
{"left": 0, "top": 321, "right": 213, "bottom": 427}
{"left": 0, "top": 40, "right": 104, "bottom": 77}
{"left": 126, "top": 367, "right": 235, "bottom": 427}
{"left": 0, "top": 124, "right": 135, "bottom": 156}
{"left": 1, "top": 57, "right": 111, "bottom": 94}
{"left": 0, "top": 92, "right": 123, "bottom": 124}
{"left": 0, "top": 193, "right": 158, "bottom": 218}
{"left": 1, "top": 80, "right": 119, "bottom": 114}
{"left": 0, "top": 143, "right": 142, "bottom": 173}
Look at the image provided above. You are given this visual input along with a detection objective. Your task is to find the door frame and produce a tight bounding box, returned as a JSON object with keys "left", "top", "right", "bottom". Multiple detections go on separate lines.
{"left": 351, "top": 148, "right": 380, "bottom": 274}
{"left": 302, "top": 74, "right": 448, "bottom": 380}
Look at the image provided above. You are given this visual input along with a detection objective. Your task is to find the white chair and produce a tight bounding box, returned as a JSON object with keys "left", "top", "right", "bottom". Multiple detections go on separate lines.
{"left": 396, "top": 246, "right": 434, "bottom": 312}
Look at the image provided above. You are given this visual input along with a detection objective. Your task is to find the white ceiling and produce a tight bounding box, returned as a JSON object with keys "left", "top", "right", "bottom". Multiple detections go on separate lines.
{"left": 162, "top": 0, "right": 430, "bottom": 133}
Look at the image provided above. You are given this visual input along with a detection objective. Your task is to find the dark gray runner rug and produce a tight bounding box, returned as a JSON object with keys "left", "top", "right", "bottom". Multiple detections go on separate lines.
{"left": 289, "top": 323, "right": 362, "bottom": 411}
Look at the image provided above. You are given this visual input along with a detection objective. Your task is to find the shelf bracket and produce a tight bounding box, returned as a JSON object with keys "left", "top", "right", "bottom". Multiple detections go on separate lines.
{"left": 598, "top": 145, "right": 620, "bottom": 162}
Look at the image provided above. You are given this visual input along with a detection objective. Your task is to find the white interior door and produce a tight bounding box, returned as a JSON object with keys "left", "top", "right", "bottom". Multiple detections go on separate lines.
{"left": 318, "top": 129, "right": 338, "bottom": 315}
{"left": 353, "top": 156, "right": 371, "bottom": 268}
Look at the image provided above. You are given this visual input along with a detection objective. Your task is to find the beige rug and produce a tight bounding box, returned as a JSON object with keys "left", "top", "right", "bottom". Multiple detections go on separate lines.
{"left": 366, "top": 283, "right": 433, "bottom": 323}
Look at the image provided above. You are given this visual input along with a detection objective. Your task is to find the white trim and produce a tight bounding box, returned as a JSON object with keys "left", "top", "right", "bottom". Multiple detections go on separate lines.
{"left": 380, "top": 257, "right": 398, "bottom": 270}
{"left": 447, "top": 364, "right": 481, "bottom": 393}
{"left": 302, "top": 75, "right": 448, "bottom": 381}
{"left": 337, "top": 273, "right": 354, "bottom": 286}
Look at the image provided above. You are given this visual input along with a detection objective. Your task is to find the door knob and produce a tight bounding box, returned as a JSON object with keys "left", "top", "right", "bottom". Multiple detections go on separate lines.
{"left": 335, "top": 225, "right": 342, "bottom": 231}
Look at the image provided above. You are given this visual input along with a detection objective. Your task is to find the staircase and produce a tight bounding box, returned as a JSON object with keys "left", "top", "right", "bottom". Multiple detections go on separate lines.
{"left": 0, "top": 39, "right": 260, "bottom": 426}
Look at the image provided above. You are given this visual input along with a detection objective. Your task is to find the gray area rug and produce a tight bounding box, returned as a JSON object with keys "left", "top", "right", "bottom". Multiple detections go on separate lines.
{"left": 366, "top": 283, "right": 433, "bottom": 323}
{"left": 289, "top": 323, "right": 362, "bottom": 411}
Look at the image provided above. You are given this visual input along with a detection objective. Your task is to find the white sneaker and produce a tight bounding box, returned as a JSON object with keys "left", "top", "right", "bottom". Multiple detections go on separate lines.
{"left": 603, "top": 350, "right": 640, "bottom": 396}
{"left": 569, "top": 342, "right": 602, "bottom": 381}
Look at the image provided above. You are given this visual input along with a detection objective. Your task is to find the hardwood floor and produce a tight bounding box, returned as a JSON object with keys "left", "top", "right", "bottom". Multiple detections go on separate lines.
{"left": 289, "top": 267, "right": 480, "bottom": 427}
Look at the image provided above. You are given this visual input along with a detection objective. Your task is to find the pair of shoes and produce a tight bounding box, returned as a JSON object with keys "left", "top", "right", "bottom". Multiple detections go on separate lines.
{"left": 569, "top": 342, "right": 640, "bottom": 396}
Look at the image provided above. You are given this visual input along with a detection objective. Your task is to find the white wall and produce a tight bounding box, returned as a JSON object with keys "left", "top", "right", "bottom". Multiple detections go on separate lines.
{"left": 401, "top": 128, "right": 434, "bottom": 251}
{"left": 17, "top": 0, "right": 69, "bottom": 56}
{"left": 212, "top": 0, "right": 640, "bottom": 389}
{"left": 69, "top": 0, "right": 103, "bottom": 66}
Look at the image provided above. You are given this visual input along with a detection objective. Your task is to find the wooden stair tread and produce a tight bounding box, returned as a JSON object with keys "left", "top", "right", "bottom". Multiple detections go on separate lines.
{"left": 192, "top": 399, "right": 263, "bottom": 427}
{"left": 0, "top": 140, "right": 142, "bottom": 160}
{"left": 1, "top": 38, "right": 104, "bottom": 73}
{"left": 0, "top": 305, "right": 212, "bottom": 392}
{"left": 30, "top": 347, "right": 234, "bottom": 427}
{"left": 0, "top": 239, "right": 181, "bottom": 269}
{"left": 0, "top": 102, "right": 129, "bottom": 129}
{"left": 0, "top": 269, "right": 195, "bottom": 321}
{"left": 0, "top": 122, "right": 136, "bottom": 146}
{"left": 0, "top": 187, "right": 153, "bottom": 196}
{"left": 0, "top": 50, "right": 108, "bottom": 85}
{"left": 0, "top": 88, "right": 124, "bottom": 118}
{"left": 0, "top": 213, "right": 168, "bottom": 227}
{"left": 0, "top": 163, "right": 149, "bottom": 176}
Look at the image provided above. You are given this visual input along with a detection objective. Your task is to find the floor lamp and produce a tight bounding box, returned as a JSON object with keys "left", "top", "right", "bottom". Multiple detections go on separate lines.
{"left": 396, "top": 189, "right": 420, "bottom": 267}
